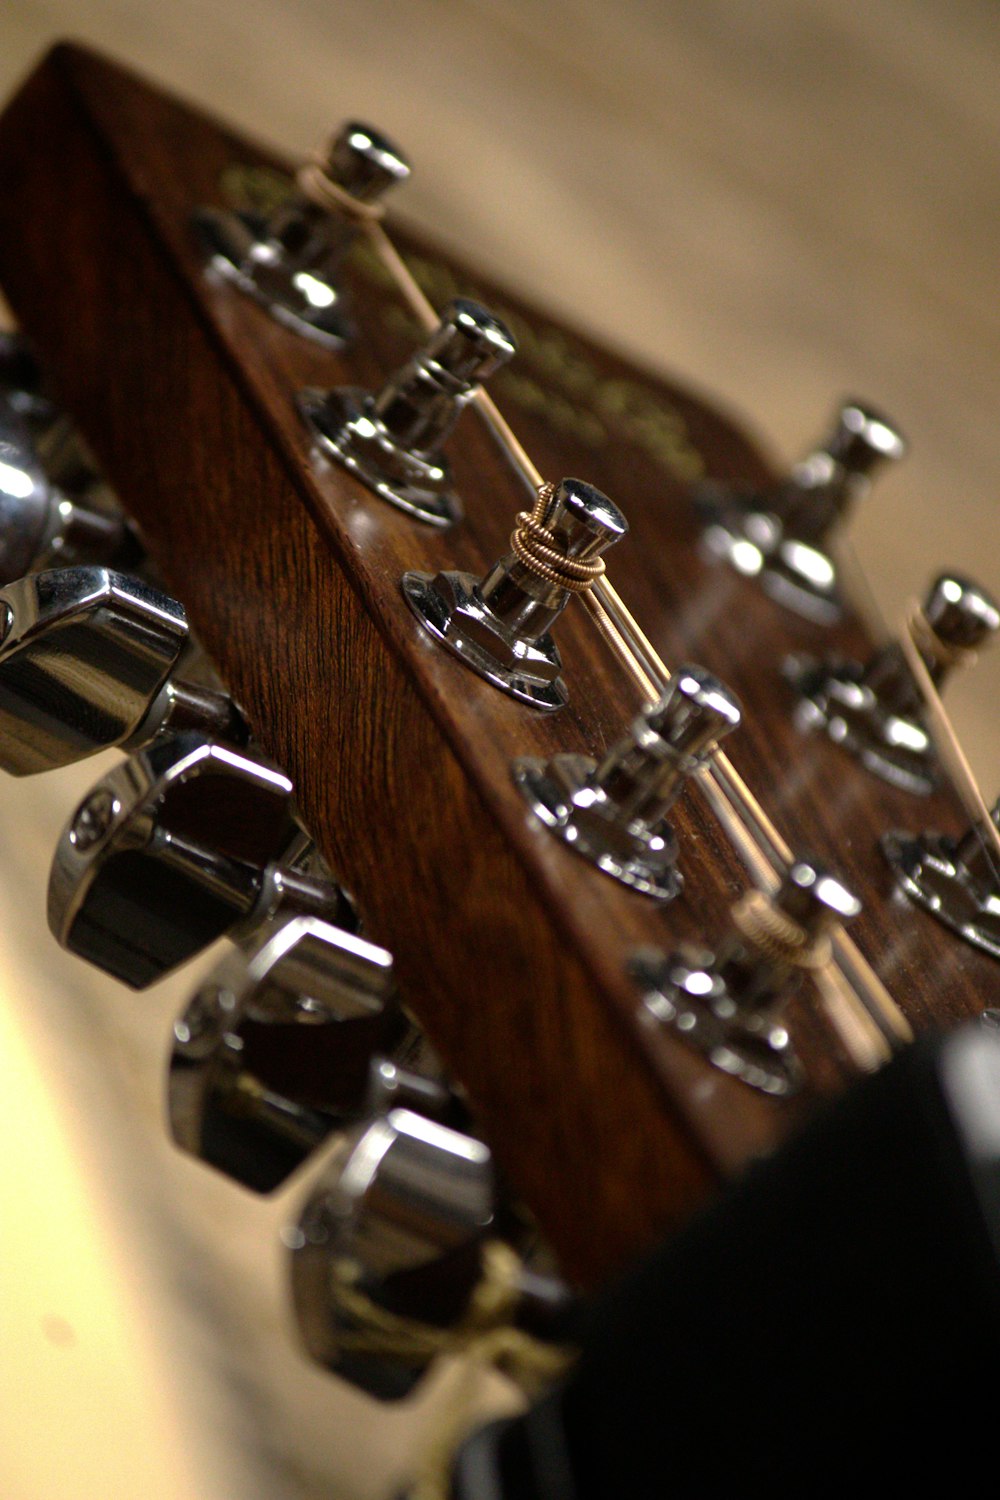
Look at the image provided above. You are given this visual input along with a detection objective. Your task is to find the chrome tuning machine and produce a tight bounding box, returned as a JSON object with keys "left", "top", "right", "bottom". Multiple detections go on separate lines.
{"left": 633, "top": 860, "right": 861, "bottom": 1095}
{"left": 289, "top": 1108, "right": 572, "bottom": 1399}
{"left": 0, "top": 566, "right": 247, "bottom": 775}
{"left": 403, "top": 477, "right": 628, "bottom": 708}
{"left": 47, "top": 732, "right": 354, "bottom": 988}
{"left": 197, "top": 120, "right": 410, "bottom": 348}
{"left": 696, "top": 400, "right": 906, "bottom": 622}
{"left": 0, "top": 391, "right": 141, "bottom": 586}
{"left": 299, "top": 298, "right": 516, "bottom": 526}
{"left": 883, "top": 803, "right": 1000, "bottom": 962}
{"left": 169, "top": 914, "right": 409, "bottom": 1190}
{"left": 788, "top": 573, "right": 999, "bottom": 794}
{"left": 513, "top": 665, "right": 741, "bottom": 898}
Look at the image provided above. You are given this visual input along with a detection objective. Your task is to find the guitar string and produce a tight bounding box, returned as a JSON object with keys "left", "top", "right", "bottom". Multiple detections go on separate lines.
{"left": 362, "top": 217, "right": 906, "bottom": 1068}
{"left": 900, "top": 605, "right": 1000, "bottom": 875}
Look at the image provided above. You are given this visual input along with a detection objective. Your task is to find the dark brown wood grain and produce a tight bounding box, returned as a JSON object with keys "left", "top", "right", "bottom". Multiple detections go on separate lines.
{"left": 0, "top": 43, "right": 995, "bottom": 1284}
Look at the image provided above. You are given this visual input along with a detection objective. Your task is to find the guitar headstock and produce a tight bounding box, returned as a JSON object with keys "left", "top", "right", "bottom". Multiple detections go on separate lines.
{"left": 1, "top": 42, "right": 997, "bottom": 1286}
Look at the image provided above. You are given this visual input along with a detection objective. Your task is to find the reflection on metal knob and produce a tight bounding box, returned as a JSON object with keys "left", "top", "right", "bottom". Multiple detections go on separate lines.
{"left": 697, "top": 399, "right": 906, "bottom": 622}
{"left": 289, "top": 1107, "right": 496, "bottom": 1397}
{"left": 402, "top": 477, "right": 628, "bottom": 709}
{"left": 883, "top": 801, "right": 1000, "bottom": 962}
{"left": 197, "top": 121, "right": 410, "bottom": 348}
{"left": 47, "top": 733, "right": 349, "bottom": 987}
{"left": 789, "top": 572, "right": 999, "bottom": 794}
{"left": 169, "top": 914, "right": 399, "bottom": 1190}
{"left": 0, "top": 566, "right": 247, "bottom": 775}
{"left": 513, "top": 665, "right": 741, "bottom": 898}
{"left": 299, "top": 298, "right": 516, "bottom": 526}
{"left": 0, "top": 397, "right": 140, "bottom": 586}
{"left": 633, "top": 859, "right": 861, "bottom": 1095}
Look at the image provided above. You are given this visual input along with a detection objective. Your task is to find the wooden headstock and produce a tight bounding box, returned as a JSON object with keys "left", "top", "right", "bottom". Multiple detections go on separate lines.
{"left": 1, "top": 43, "right": 995, "bottom": 1285}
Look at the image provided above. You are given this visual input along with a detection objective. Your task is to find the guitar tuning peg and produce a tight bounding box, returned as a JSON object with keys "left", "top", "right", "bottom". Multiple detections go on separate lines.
{"left": 513, "top": 664, "right": 742, "bottom": 899}
{"left": 696, "top": 399, "right": 907, "bottom": 623}
{"left": 0, "top": 397, "right": 142, "bottom": 586}
{"left": 788, "top": 571, "right": 1000, "bottom": 795}
{"left": 883, "top": 800, "right": 1000, "bottom": 962}
{"left": 289, "top": 1108, "right": 572, "bottom": 1399}
{"left": 47, "top": 732, "right": 353, "bottom": 988}
{"left": 633, "top": 858, "right": 861, "bottom": 1095}
{"left": 403, "top": 477, "right": 628, "bottom": 708}
{"left": 299, "top": 297, "right": 516, "bottom": 527}
{"left": 169, "top": 914, "right": 401, "bottom": 1190}
{"left": 196, "top": 120, "right": 410, "bottom": 349}
{"left": 0, "top": 566, "right": 247, "bottom": 775}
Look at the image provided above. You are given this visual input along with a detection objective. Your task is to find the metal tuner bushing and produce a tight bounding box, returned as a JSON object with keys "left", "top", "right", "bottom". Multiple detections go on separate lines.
{"left": 0, "top": 566, "right": 246, "bottom": 775}
{"left": 402, "top": 476, "right": 628, "bottom": 708}
{"left": 513, "top": 665, "right": 741, "bottom": 899}
{"left": 789, "top": 572, "right": 999, "bottom": 795}
{"left": 697, "top": 399, "right": 906, "bottom": 623}
{"left": 197, "top": 120, "right": 410, "bottom": 348}
{"left": 634, "top": 859, "right": 861, "bottom": 1096}
{"left": 883, "top": 800, "right": 1000, "bottom": 962}
{"left": 299, "top": 297, "right": 516, "bottom": 526}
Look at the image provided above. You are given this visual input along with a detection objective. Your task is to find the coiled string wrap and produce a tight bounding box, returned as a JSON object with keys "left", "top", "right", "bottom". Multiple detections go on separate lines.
{"left": 510, "top": 481, "right": 607, "bottom": 593}
{"left": 909, "top": 602, "right": 980, "bottom": 676}
{"left": 295, "top": 156, "right": 388, "bottom": 223}
{"left": 730, "top": 888, "right": 833, "bottom": 972}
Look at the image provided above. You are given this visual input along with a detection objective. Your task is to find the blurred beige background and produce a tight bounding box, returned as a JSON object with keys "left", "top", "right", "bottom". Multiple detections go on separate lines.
{"left": 1, "top": 3, "right": 998, "bottom": 1496}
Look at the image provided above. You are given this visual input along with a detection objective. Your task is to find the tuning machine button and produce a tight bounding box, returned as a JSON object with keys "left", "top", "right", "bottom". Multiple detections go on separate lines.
{"left": 883, "top": 803, "right": 1000, "bottom": 961}
{"left": 289, "top": 1110, "right": 571, "bottom": 1399}
{"left": 196, "top": 121, "right": 410, "bottom": 348}
{"left": 633, "top": 860, "right": 861, "bottom": 1095}
{"left": 169, "top": 914, "right": 402, "bottom": 1190}
{"left": 512, "top": 665, "right": 741, "bottom": 899}
{"left": 47, "top": 732, "right": 353, "bottom": 988}
{"left": 0, "top": 395, "right": 141, "bottom": 586}
{"left": 402, "top": 477, "right": 628, "bottom": 708}
{"left": 696, "top": 400, "right": 906, "bottom": 623}
{"left": 299, "top": 298, "right": 516, "bottom": 527}
{"left": 0, "top": 566, "right": 247, "bottom": 775}
{"left": 787, "top": 573, "right": 999, "bottom": 795}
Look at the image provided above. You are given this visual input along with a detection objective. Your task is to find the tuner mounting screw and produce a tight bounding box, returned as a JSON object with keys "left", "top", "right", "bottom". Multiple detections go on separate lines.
{"left": 70, "top": 788, "right": 121, "bottom": 850}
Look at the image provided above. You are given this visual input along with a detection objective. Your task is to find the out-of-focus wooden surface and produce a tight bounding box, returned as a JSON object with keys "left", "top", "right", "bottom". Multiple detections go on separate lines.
{"left": 0, "top": 3, "right": 997, "bottom": 1497}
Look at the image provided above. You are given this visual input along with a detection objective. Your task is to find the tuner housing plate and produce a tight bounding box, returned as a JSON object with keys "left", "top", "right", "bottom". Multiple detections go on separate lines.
{"left": 882, "top": 829, "right": 1000, "bottom": 961}
{"left": 298, "top": 386, "right": 461, "bottom": 527}
{"left": 195, "top": 206, "right": 353, "bottom": 350}
{"left": 512, "top": 753, "right": 682, "bottom": 901}
{"left": 401, "top": 569, "right": 567, "bottom": 710}
{"left": 631, "top": 947, "right": 803, "bottom": 1097}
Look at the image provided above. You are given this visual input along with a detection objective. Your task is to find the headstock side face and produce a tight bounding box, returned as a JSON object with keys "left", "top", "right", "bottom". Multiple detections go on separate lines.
{"left": 0, "top": 43, "right": 994, "bottom": 1283}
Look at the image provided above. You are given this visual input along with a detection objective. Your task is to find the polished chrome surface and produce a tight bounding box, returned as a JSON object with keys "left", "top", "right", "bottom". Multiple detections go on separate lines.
{"left": 300, "top": 299, "right": 515, "bottom": 525}
{"left": 289, "top": 1108, "right": 495, "bottom": 1398}
{"left": 0, "top": 566, "right": 187, "bottom": 774}
{"left": 47, "top": 733, "right": 304, "bottom": 987}
{"left": 0, "top": 566, "right": 247, "bottom": 775}
{"left": 788, "top": 572, "right": 1000, "bottom": 794}
{"left": 169, "top": 914, "right": 398, "bottom": 1190}
{"left": 0, "top": 391, "right": 139, "bottom": 585}
{"left": 402, "top": 477, "right": 627, "bottom": 708}
{"left": 197, "top": 121, "right": 410, "bottom": 348}
{"left": 883, "top": 803, "right": 1000, "bottom": 961}
{"left": 697, "top": 399, "right": 907, "bottom": 622}
{"left": 634, "top": 859, "right": 860, "bottom": 1095}
{"left": 512, "top": 665, "right": 741, "bottom": 897}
